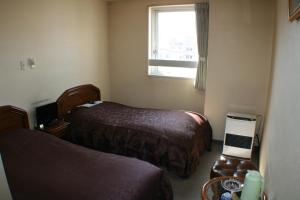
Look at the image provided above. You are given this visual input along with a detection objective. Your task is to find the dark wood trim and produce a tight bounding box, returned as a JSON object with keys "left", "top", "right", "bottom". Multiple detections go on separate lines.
{"left": 57, "top": 84, "right": 101, "bottom": 119}
{"left": 0, "top": 105, "right": 29, "bottom": 132}
{"left": 35, "top": 120, "right": 70, "bottom": 138}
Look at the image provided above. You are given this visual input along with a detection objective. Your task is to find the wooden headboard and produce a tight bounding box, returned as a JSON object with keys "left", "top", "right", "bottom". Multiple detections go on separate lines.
{"left": 0, "top": 105, "right": 29, "bottom": 132}
{"left": 57, "top": 84, "right": 101, "bottom": 119}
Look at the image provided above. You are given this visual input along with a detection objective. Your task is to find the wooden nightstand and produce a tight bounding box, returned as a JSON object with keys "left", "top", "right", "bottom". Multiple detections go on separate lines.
{"left": 35, "top": 120, "right": 70, "bottom": 139}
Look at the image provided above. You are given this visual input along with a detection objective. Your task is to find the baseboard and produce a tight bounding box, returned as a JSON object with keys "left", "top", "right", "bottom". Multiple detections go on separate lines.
{"left": 212, "top": 139, "right": 223, "bottom": 145}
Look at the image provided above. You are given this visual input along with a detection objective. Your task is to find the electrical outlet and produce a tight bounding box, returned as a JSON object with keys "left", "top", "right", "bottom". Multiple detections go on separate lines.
{"left": 20, "top": 61, "right": 25, "bottom": 71}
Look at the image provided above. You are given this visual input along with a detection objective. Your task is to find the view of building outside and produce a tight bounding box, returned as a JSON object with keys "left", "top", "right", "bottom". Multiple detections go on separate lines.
{"left": 149, "top": 9, "right": 198, "bottom": 78}
{"left": 153, "top": 10, "right": 198, "bottom": 62}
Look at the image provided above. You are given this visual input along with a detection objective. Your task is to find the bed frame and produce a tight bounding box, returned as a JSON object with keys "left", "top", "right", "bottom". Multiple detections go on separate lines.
{"left": 57, "top": 84, "right": 101, "bottom": 119}
{"left": 0, "top": 105, "right": 29, "bottom": 132}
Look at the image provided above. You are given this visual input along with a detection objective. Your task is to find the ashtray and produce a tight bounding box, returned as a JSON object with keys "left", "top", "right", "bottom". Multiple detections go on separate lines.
{"left": 221, "top": 179, "right": 243, "bottom": 193}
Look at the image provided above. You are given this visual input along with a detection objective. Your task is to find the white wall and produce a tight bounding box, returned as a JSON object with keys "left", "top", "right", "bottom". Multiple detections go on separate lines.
{"left": 260, "top": 0, "right": 300, "bottom": 199}
{"left": 108, "top": 0, "right": 205, "bottom": 113}
{"left": 0, "top": 0, "right": 110, "bottom": 126}
{"left": 204, "top": 0, "right": 274, "bottom": 140}
{"left": 0, "top": 0, "right": 275, "bottom": 141}
{"left": 108, "top": 0, "right": 274, "bottom": 139}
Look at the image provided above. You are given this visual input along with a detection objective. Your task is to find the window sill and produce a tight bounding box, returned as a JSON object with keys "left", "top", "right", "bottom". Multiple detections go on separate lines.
{"left": 147, "top": 74, "right": 195, "bottom": 80}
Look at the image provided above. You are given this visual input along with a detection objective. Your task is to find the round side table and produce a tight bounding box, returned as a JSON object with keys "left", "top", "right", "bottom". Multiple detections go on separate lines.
{"left": 201, "top": 176, "right": 268, "bottom": 200}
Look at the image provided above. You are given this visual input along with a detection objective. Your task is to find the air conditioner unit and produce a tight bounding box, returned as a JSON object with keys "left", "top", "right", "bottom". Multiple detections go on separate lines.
{"left": 222, "top": 112, "right": 257, "bottom": 159}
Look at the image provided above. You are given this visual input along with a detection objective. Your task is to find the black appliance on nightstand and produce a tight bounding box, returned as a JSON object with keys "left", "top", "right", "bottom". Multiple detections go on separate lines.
{"left": 36, "top": 102, "right": 58, "bottom": 128}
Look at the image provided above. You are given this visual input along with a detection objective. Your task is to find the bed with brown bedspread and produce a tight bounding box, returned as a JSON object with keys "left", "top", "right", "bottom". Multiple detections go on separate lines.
{"left": 0, "top": 106, "right": 173, "bottom": 200}
{"left": 57, "top": 85, "right": 213, "bottom": 178}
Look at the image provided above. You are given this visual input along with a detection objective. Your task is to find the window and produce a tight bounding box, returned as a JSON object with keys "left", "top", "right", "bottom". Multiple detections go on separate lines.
{"left": 148, "top": 5, "right": 198, "bottom": 78}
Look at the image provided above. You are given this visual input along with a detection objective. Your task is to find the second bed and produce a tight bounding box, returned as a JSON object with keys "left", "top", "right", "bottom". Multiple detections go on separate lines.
{"left": 57, "top": 84, "right": 212, "bottom": 177}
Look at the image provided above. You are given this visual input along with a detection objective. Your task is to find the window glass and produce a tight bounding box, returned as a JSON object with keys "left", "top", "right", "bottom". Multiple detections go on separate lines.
{"left": 154, "top": 10, "right": 198, "bottom": 61}
{"left": 149, "top": 5, "right": 198, "bottom": 78}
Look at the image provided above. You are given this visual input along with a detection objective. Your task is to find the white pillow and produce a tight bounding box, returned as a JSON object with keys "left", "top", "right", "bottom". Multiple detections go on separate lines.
{"left": 79, "top": 100, "right": 103, "bottom": 108}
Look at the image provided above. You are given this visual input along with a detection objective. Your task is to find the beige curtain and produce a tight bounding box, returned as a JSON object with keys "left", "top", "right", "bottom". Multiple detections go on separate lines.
{"left": 194, "top": 1, "right": 209, "bottom": 90}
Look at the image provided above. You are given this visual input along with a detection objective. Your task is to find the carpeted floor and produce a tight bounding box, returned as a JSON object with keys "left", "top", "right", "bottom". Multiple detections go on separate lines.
{"left": 167, "top": 143, "right": 259, "bottom": 200}
{"left": 167, "top": 143, "right": 223, "bottom": 200}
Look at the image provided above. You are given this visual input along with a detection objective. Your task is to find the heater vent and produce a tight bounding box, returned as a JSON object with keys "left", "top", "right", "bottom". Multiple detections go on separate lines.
{"left": 222, "top": 112, "right": 257, "bottom": 159}
{"left": 224, "top": 133, "right": 252, "bottom": 149}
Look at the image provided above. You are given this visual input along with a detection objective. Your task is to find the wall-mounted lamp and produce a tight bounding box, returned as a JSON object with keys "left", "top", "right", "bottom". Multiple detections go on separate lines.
{"left": 27, "top": 58, "right": 36, "bottom": 69}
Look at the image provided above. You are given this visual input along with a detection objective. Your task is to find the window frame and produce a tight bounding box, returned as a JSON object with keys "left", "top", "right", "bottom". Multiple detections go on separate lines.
{"left": 148, "top": 5, "right": 198, "bottom": 79}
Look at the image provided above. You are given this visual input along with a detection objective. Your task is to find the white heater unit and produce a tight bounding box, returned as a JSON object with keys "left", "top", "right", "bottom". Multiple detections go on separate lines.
{"left": 222, "top": 113, "right": 256, "bottom": 159}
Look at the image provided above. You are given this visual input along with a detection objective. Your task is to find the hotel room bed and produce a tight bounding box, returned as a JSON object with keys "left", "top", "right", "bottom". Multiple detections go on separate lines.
{"left": 0, "top": 105, "right": 173, "bottom": 200}
{"left": 57, "top": 84, "right": 213, "bottom": 177}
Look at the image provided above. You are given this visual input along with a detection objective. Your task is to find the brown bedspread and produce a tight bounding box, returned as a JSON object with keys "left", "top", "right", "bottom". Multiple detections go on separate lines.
{"left": 70, "top": 102, "right": 212, "bottom": 177}
{"left": 0, "top": 129, "right": 173, "bottom": 200}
